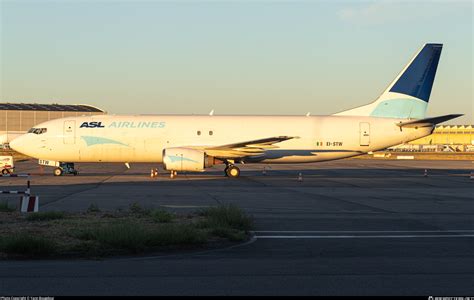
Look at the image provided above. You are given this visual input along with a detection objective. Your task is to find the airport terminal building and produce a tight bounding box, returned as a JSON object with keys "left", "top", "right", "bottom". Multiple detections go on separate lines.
{"left": 0, "top": 103, "right": 106, "bottom": 145}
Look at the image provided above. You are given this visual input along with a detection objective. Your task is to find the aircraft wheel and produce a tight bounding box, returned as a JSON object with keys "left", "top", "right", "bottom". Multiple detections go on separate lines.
{"left": 1, "top": 169, "right": 10, "bottom": 175}
{"left": 226, "top": 165, "right": 240, "bottom": 178}
{"left": 53, "top": 168, "right": 63, "bottom": 176}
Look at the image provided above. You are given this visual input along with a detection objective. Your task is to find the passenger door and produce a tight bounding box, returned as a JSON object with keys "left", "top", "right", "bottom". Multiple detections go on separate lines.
{"left": 63, "top": 120, "right": 76, "bottom": 144}
{"left": 359, "top": 122, "right": 370, "bottom": 146}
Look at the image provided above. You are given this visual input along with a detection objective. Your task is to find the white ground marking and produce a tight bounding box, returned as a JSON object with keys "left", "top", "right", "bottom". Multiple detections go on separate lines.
{"left": 254, "top": 230, "right": 474, "bottom": 239}
{"left": 160, "top": 205, "right": 211, "bottom": 208}
{"left": 256, "top": 235, "right": 474, "bottom": 239}
{"left": 255, "top": 230, "right": 474, "bottom": 233}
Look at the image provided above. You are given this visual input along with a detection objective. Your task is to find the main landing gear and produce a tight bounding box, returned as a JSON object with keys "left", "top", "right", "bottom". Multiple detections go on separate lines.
{"left": 53, "top": 162, "right": 78, "bottom": 176}
{"left": 167, "top": 162, "right": 241, "bottom": 179}
{"left": 224, "top": 163, "right": 240, "bottom": 178}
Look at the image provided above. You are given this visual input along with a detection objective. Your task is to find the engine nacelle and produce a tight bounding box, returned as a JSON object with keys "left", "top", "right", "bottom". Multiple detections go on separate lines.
{"left": 162, "top": 147, "right": 215, "bottom": 172}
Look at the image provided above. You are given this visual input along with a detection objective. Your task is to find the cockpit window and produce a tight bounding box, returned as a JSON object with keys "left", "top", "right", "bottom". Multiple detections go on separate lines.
{"left": 28, "top": 128, "right": 47, "bottom": 134}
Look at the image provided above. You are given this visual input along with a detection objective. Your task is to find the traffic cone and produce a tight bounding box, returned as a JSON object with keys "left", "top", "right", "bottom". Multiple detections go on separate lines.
{"left": 424, "top": 169, "right": 428, "bottom": 177}
{"left": 298, "top": 172, "right": 303, "bottom": 182}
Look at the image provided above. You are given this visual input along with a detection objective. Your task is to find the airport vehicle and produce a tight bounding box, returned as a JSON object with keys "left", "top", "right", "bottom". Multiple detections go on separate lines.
{"left": 10, "top": 43, "right": 461, "bottom": 177}
{"left": 38, "top": 159, "right": 78, "bottom": 176}
{"left": 0, "top": 132, "right": 25, "bottom": 148}
{"left": 0, "top": 156, "right": 14, "bottom": 174}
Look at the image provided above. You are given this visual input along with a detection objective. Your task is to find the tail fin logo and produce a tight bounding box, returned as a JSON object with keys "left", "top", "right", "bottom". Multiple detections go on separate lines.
{"left": 389, "top": 43, "right": 442, "bottom": 102}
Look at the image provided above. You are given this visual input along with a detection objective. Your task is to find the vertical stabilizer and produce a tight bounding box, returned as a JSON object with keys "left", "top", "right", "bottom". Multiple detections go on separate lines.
{"left": 335, "top": 43, "right": 443, "bottom": 119}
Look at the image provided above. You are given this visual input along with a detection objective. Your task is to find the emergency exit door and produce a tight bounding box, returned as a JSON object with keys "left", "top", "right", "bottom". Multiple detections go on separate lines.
{"left": 359, "top": 122, "right": 370, "bottom": 146}
{"left": 63, "top": 120, "right": 76, "bottom": 144}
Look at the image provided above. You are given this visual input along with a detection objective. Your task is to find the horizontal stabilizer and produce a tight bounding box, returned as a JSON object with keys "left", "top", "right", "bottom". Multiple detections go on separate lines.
{"left": 396, "top": 114, "right": 463, "bottom": 128}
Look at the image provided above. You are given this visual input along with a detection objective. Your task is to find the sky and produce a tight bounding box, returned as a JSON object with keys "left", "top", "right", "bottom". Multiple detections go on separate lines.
{"left": 0, "top": 0, "right": 472, "bottom": 124}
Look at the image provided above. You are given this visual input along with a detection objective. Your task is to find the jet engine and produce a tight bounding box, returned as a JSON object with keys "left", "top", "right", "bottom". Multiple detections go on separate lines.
{"left": 162, "top": 147, "right": 216, "bottom": 172}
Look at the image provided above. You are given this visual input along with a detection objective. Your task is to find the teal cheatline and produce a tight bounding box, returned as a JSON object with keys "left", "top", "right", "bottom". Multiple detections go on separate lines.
{"left": 81, "top": 136, "right": 129, "bottom": 147}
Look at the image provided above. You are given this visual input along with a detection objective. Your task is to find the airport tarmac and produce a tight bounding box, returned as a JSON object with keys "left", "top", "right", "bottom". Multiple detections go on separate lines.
{"left": 1, "top": 159, "right": 473, "bottom": 295}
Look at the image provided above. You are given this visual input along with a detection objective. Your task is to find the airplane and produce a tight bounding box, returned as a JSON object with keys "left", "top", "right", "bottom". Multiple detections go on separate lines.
{"left": 10, "top": 43, "right": 462, "bottom": 178}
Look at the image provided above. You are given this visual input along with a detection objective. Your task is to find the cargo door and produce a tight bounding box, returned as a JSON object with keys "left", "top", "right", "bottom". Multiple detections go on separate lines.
{"left": 359, "top": 122, "right": 370, "bottom": 146}
{"left": 63, "top": 120, "right": 76, "bottom": 144}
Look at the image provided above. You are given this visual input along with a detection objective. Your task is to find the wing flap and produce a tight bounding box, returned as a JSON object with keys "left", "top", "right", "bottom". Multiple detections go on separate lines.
{"left": 205, "top": 149, "right": 265, "bottom": 158}
{"left": 203, "top": 136, "right": 296, "bottom": 159}
{"left": 210, "top": 136, "right": 296, "bottom": 150}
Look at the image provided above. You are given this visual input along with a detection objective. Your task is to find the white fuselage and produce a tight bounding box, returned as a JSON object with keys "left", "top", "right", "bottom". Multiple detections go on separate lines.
{"left": 10, "top": 114, "right": 432, "bottom": 164}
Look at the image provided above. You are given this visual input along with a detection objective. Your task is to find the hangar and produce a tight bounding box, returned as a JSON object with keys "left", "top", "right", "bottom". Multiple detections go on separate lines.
{"left": 411, "top": 125, "right": 474, "bottom": 145}
{"left": 391, "top": 125, "right": 474, "bottom": 152}
{"left": 0, "top": 103, "right": 105, "bottom": 145}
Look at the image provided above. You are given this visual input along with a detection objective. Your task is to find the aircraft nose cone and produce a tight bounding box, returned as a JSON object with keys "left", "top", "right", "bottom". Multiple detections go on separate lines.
{"left": 9, "top": 136, "right": 24, "bottom": 153}
{"left": 9, "top": 138, "right": 18, "bottom": 150}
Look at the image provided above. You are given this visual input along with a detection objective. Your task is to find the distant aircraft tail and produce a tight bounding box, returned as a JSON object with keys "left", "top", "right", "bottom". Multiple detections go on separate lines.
{"left": 335, "top": 43, "right": 443, "bottom": 119}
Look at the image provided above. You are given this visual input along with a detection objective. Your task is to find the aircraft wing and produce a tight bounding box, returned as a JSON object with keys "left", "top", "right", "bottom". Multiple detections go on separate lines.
{"left": 396, "top": 114, "right": 463, "bottom": 128}
{"left": 197, "top": 136, "right": 296, "bottom": 158}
